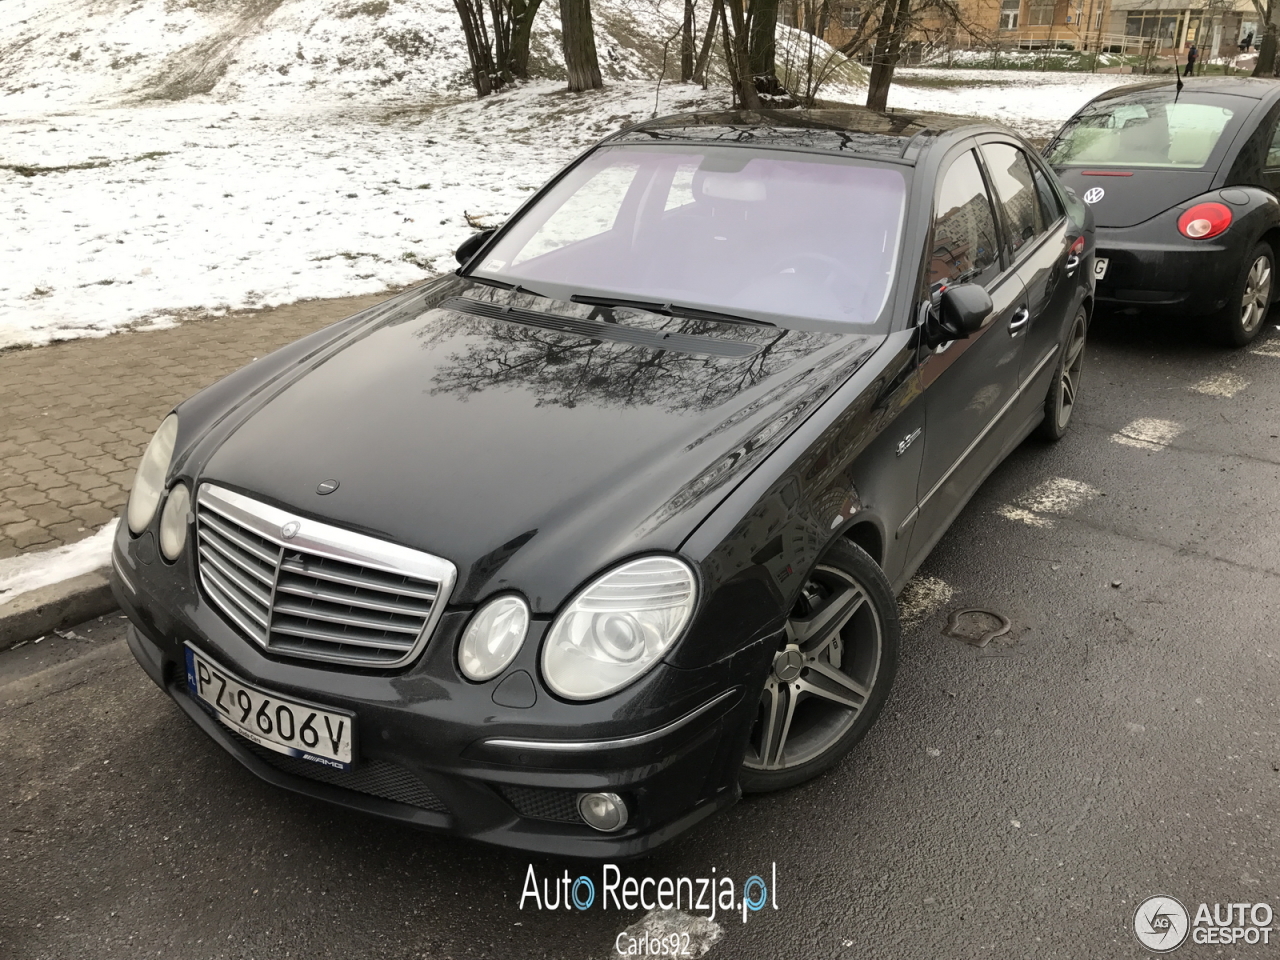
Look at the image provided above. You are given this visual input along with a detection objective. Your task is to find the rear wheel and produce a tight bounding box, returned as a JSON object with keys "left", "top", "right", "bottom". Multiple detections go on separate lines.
{"left": 1037, "top": 306, "right": 1088, "bottom": 442}
{"left": 739, "top": 540, "right": 899, "bottom": 793}
{"left": 1211, "top": 242, "right": 1273, "bottom": 347}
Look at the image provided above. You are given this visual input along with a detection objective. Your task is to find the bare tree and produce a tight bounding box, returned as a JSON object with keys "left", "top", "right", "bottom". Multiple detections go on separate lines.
{"left": 1251, "top": 0, "right": 1278, "bottom": 75}
{"left": 682, "top": 0, "right": 696, "bottom": 81}
{"left": 453, "top": 0, "right": 545, "bottom": 96}
{"left": 561, "top": 0, "right": 604, "bottom": 90}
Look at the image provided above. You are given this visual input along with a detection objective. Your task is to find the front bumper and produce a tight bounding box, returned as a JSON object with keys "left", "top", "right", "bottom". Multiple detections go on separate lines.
{"left": 1093, "top": 221, "right": 1245, "bottom": 316}
{"left": 112, "top": 522, "right": 773, "bottom": 858}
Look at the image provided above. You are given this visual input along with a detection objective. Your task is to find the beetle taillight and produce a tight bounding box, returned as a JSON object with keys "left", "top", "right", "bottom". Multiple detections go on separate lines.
{"left": 1069, "top": 236, "right": 1085, "bottom": 256}
{"left": 1177, "top": 202, "right": 1232, "bottom": 240}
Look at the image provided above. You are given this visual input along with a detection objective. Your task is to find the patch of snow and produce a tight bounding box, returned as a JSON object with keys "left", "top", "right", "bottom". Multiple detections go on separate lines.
{"left": 0, "top": 520, "right": 117, "bottom": 604}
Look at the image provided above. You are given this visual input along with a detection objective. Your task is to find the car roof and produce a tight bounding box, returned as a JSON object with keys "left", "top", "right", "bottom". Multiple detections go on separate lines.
{"left": 606, "top": 107, "right": 1013, "bottom": 163}
{"left": 1091, "top": 76, "right": 1280, "bottom": 102}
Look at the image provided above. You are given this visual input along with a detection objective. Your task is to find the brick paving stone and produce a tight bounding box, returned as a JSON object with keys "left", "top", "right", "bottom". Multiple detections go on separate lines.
{"left": 0, "top": 289, "right": 392, "bottom": 557}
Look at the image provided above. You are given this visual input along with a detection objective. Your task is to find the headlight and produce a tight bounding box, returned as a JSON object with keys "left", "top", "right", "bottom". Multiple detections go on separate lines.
{"left": 541, "top": 556, "right": 697, "bottom": 701}
{"left": 127, "top": 414, "right": 178, "bottom": 535}
{"left": 459, "top": 595, "right": 530, "bottom": 681}
{"left": 159, "top": 482, "right": 191, "bottom": 561}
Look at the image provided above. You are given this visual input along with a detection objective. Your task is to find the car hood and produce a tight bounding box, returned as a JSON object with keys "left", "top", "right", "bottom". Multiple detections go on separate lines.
{"left": 1054, "top": 167, "right": 1216, "bottom": 228}
{"left": 199, "top": 279, "right": 884, "bottom": 611}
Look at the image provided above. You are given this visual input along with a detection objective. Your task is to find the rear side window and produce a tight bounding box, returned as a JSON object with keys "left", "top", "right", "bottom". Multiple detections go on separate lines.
{"left": 1031, "top": 161, "right": 1064, "bottom": 225}
{"left": 929, "top": 149, "right": 1002, "bottom": 291}
{"left": 983, "top": 143, "right": 1043, "bottom": 257}
{"left": 1266, "top": 121, "right": 1280, "bottom": 168}
{"left": 1046, "top": 92, "right": 1243, "bottom": 169}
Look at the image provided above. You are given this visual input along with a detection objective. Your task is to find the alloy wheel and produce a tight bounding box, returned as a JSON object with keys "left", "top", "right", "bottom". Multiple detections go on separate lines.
{"left": 1240, "top": 255, "right": 1272, "bottom": 336}
{"left": 743, "top": 565, "right": 883, "bottom": 772}
{"left": 1056, "top": 313, "right": 1087, "bottom": 431}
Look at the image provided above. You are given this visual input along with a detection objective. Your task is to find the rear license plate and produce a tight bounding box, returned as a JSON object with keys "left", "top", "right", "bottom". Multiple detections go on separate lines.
{"left": 184, "top": 645, "right": 355, "bottom": 770}
{"left": 1094, "top": 257, "right": 1109, "bottom": 280}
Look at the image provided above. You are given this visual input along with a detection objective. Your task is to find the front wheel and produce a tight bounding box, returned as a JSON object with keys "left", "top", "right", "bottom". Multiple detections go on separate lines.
{"left": 1037, "top": 305, "right": 1088, "bottom": 442}
{"left": 1210, "top": 241, "right": 1273, "bottom": 347}
{"left": 739, "top": 540, "right": 899, "bottom": 793}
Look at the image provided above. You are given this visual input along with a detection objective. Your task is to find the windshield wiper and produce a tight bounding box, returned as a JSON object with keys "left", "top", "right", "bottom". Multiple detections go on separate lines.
{"left": 466, "top": 275, "right": 550, "bottom": 299}
{"left": 569, "top": 294, "right": 775, "bottom": 327}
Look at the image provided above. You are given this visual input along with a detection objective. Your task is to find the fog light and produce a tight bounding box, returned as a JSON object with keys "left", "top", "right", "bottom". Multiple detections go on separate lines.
{"left": 577, "top": 792, "right": 628, "bottom": 832}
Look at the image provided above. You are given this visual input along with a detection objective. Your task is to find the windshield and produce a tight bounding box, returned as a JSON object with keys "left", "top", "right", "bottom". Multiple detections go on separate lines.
{"left": 1046, "top": 91, "right": 1247, "bottom": 169}
{"left": 469, "top": 144, "right": 908, "bottom": 329}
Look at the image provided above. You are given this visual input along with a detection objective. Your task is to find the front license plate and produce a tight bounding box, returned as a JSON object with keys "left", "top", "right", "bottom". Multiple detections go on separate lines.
{"left": 184, "top": 645, "right": 355, "bottom": 770}
{"left": 1094, "top": 257, "right": 1109, "bottom": 280}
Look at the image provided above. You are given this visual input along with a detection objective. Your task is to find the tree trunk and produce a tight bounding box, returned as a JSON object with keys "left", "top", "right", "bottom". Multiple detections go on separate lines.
{"left": 693, "top": 0, "right": 719, "bottom": 84}
{"left": 507, "top": 0, "right": 544, "bottom": 78}
{"left": 455, "top": 0, "right": 497, "bottom": 96}
{"left": 1253, "top": 22, "right": 1278, "bottom": 76}
{"left": 560, "top": 0, "right": 603, "bottom": 91}
{"left": 681, "top": 0, "right": 695, "bottom": 81}
{"left": 866, "top": 0, "right": 909, "bottom": 111}
{"left": 748, "top": 0, "right": 780, "bottom": 80}
{"left": 722, "top": 0, "right": 763, "bottom": 107}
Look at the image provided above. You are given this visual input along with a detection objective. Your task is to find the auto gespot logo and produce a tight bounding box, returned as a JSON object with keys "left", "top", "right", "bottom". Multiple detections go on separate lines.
{"left": 1134, "top": 895, "right": 1274, "bottom": 952}
{"left": 519, "top": 863, "right": 778, "bottom": 924}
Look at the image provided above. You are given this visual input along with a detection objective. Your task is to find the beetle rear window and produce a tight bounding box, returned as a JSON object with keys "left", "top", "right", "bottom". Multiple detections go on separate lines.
{"left": 472, "top": 145, "right": 907, "bottom": 328}
{"left": 1046, "top": 91, "right": 1246, "bottom": 169}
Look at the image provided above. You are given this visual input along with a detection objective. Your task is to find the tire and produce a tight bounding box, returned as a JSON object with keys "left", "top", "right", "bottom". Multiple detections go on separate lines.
{"left": 1210, "top": 241, "right": 1273, "bottom": 348}
{"left": 1037, "top": 305, "right": 1088, "bottom": 442}
{"left": 739, "top": 539, "right": 900, "bottom": 794}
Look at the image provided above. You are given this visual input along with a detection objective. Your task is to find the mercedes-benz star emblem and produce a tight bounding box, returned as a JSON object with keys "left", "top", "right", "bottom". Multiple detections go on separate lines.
{"left": 1082, "top": 186, "right": 1105, "bottom": 204}
{"left": 280, "top": 520, "right": 301, "bottom": 540}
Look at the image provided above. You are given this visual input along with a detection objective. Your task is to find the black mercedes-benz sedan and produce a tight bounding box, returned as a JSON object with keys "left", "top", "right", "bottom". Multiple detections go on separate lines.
{"left": 1047, "top": 76, "right": 1280, "bottom": 346}
{"left": 113, "top": 107, "right": 1094, "bottom": 857}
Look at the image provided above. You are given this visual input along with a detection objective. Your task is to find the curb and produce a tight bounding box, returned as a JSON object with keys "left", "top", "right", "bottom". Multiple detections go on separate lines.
{"left": 0, "top": 568, "right": 119, "bottom": 651}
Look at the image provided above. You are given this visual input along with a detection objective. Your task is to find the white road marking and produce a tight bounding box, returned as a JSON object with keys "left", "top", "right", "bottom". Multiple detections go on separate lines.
{"left": 607, "top": 910, "right": 721, "bottom": 959}
{"left": 897, "top": 576, "right": 955, "bottom": 627}
{"left": 1250, "top": 342, "right": 1280, "bottom": 358}
{"left": 1111, "top": 418, "right": 1183, "bottom": 451}
{"left": 996, "top": 505, "right": 1054, "bottom": 528}
{"left": 1191, "top": 373, "right": 1250, "bottom": 398}
{"left": 997, "top": 477, "right": 1101, "bottom": 528}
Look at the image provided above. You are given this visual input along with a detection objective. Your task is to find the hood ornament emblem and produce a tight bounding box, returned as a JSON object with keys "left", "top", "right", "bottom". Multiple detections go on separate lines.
{"left": 280, "top": 520, "right": 301, "bottom": 540}
{"left": 316, "top": 479, "right": 340, "bottom": 495}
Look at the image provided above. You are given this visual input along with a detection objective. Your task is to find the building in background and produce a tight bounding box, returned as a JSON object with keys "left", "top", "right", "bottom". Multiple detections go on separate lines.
{"left": 784, "top": 0, "right": 1257, "bottom": 62}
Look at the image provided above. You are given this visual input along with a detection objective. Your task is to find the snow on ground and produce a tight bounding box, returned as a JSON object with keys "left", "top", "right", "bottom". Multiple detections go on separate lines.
{"left": 0, "top": 519, "right": 117, "bottom": 604}
{"left": 889, "top": 67, "right": 1148, "bottom": 139}
{"left": 0, "top": 0, "right": 1149, "bottom": 349}
{"left": 1, "top": 83, "right": 730, "bottom": 349}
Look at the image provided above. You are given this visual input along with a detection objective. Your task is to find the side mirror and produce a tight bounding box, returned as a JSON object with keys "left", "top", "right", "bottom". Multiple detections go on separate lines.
{"left": 926, "top": 283, "right": 992, "bottom": 346}
{"left": 455, "top": 228, "right": 496, "bottom": 266}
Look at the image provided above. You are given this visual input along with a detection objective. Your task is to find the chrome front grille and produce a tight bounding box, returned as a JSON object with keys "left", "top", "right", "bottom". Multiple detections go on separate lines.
{"left": 195, "top": 484, "right": 456, "bottom": 668}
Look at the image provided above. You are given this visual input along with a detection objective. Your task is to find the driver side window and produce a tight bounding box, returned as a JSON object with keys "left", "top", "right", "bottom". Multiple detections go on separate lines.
{"left": 929, "top": 149, "right": 1002, "bottom": 294}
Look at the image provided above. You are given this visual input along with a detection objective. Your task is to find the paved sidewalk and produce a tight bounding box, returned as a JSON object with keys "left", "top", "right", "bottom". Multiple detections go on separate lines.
{"left": 0, "top": 291, "right": 393, "bottom": 560}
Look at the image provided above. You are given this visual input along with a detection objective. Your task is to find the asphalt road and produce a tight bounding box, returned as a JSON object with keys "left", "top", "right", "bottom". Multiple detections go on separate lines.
{"left": 2, "top": 310, "right": 1278, "bottom": 960}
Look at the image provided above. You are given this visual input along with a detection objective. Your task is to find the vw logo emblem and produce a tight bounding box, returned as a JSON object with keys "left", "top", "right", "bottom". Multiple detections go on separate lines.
{"left": 1082, "top": 186, "right": 1105, "bottom": 204}
{"left": 280, "top": 520, "right": 301, "bottom": 540}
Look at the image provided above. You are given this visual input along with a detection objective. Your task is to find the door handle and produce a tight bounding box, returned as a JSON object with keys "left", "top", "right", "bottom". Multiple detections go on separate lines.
{"left": 1009, "top": 306, "right": 1031, "bottom": 332}
{"left": 1065, "top": 254, "right": 1081, "bottom": 276}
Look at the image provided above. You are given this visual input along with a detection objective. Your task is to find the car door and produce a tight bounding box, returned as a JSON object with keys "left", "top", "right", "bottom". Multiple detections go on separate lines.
{"left": 907, "top": 146, "right": 1028, "bottom": 560}
{"left": 980, "top": 139, "right": 1077, "bottom": 393}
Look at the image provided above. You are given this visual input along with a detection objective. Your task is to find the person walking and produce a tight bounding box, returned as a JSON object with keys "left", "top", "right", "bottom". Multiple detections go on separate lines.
{"left": 1185, "top": 42, "right": 1198, "bottom": 76}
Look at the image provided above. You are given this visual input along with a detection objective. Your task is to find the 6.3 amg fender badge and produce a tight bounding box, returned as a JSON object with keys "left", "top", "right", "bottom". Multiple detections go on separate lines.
{"left": 896, "top": 428, "right": 922, "bottom": 457}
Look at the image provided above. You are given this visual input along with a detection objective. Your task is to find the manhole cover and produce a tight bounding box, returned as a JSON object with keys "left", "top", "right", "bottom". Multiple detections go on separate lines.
{"left": 943, "top": 608, "right": 1011, "bottom": 648}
